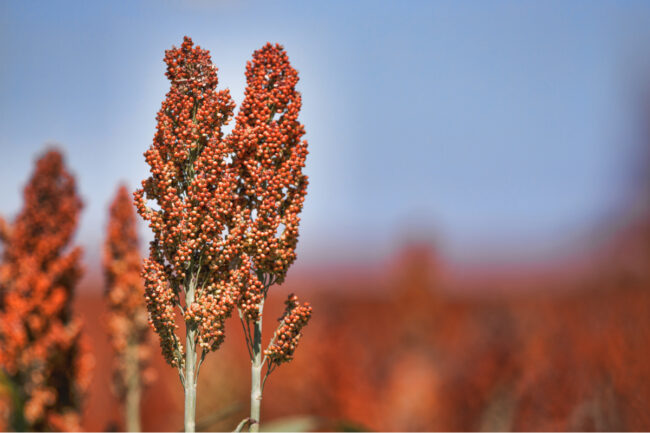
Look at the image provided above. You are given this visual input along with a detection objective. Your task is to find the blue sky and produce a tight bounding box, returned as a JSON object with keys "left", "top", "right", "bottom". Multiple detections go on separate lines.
{"left": 2, "top": 1, "right": 650, "bottom": 270}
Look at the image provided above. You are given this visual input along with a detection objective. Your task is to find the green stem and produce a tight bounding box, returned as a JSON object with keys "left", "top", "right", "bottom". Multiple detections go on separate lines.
{"left": 249, "top": 300, "right": 264, "bottom": 432}
{"left": 184, "top": 279, "right": 198, "bottom": 432}
{"left": 0, "top": 372, "right": 27, "bottom": 432}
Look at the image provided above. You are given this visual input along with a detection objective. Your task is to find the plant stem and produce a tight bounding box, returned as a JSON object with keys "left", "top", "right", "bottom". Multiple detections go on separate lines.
{"left": 249, "top": 299, "right": 264, "bottom": 432}
{"left": 125, "top": 338, "right": 142, "bottom": 432}
{"left": 0, "top": 373, "right": 27, "bottom": 432}
{"left": 184, "top": 279, "right": 198, "bottom": 432}
{"left": 184, "top": 329, "right": 197, "bottom": 432}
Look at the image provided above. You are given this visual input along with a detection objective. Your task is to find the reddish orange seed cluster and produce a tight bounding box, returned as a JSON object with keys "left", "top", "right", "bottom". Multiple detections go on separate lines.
{"left": 136, "top": 36, "right": 311, "bottom": 370}
{"left": 134, "top": 36, "right": 242, "bottom": 367}
{"left": 104, "top": 185, "right": 153, "bottom": 395}
{"left": 230, "top": 42, "right": 309, "bottom": 320}
{"left": 265, "top": 294, "right": 312, "bottom": 365}
{"left": 0, "top": 149, "right": 92, "bottom": 431}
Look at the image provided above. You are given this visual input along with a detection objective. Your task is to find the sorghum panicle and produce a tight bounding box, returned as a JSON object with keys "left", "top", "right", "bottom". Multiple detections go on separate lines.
{"left": 229, "top": 43, "right": 310, "bottom": 320}
{"left": 104, "top": 185, "right": 153, "bottom": 396}
{"left": 265, "top": 294, "right": 312, "bottom": 366}
{"left": 134, "top": 37, "right": 243, "bottom": 367}
{"left": 0, "top": 149, "right": 92, "bottom": 432}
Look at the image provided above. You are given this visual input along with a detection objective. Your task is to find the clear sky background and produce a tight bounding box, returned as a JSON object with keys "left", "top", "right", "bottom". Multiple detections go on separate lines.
{"left": 2, "top": 1, "right": 650, "bottom": 271}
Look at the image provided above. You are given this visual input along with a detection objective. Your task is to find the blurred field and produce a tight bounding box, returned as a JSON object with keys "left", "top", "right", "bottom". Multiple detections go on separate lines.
{"left": 74, "top": 218, "right": 650, "bottom": 431}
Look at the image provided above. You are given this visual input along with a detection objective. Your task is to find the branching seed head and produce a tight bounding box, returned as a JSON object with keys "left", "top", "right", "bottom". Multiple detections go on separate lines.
{"left": 230, "top": 43, "right": 309, "bottom": 320}
{"left": 136, "top": 37, "right": 312, "bottom": 372}
{"left": 134, "top": 37, "right": 242, "bottom": 367}
{"left": 0, "top": 149, "right": 92, "bottom": 431}
{"left": 265, "top": 294, "right": 312, "bottom": 366}
{"left": 104, "top": 184, "right": 154, "bottom": 395}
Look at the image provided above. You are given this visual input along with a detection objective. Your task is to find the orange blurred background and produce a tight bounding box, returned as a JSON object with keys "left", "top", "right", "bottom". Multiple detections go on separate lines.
{"left": 74, "top": 204, "right": 650, "bottom": 431}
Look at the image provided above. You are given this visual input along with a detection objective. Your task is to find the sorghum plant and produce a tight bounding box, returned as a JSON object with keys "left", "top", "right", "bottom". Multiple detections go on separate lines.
{"left": 0, "top": 149, "right": 92, "bottom": 431}
{"left": 229, "top": 43, "right": 311, "bottom": 432}
{"left": 135, "top": 37, "right": 311, "bottom": 432}
{"left": 134, "top": 37, "right": 240, "bottom": 432}
{"left": 104, "top": 184, "right": 153, "bottom": 432}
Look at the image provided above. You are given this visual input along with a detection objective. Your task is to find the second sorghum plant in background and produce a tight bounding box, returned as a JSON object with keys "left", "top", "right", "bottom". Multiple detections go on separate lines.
{"left": 0, "top": 149, "right": 92, "bottom": 432}
{"left": 229, "top": 43, "right": 311, "bottom": 432}
{"left": 104, "top": 184, "right": 153, "bottom": 432}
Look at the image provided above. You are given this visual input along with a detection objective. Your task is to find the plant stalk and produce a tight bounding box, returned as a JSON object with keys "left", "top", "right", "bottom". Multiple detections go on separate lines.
{"left": 0, "top": 372, "right": 27, "bottom": 432}
{"left": 125, "top": 338, "right": 142, "bottom": 432}
{"left": 184, "top": 279, "right": 198, "bottom": 432}
{"left": 249, "top": 300, "right": 264, "bottom": 432}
